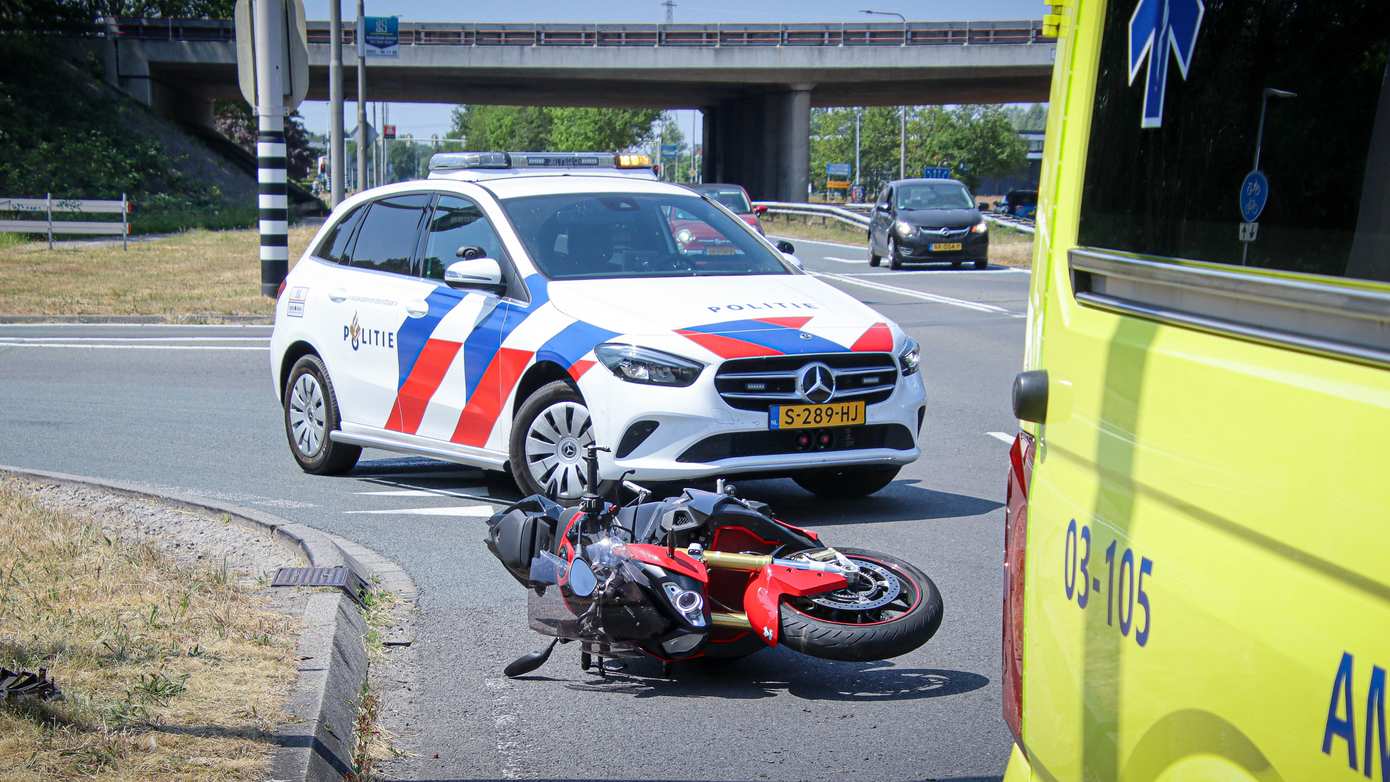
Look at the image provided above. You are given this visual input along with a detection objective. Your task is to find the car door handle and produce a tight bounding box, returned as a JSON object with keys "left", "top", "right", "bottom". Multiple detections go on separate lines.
{"left": 328, "top": 288, "right": 348, "bottom": 303}
{"left": 403, "top": 300, "right": 429, "bottom": 318}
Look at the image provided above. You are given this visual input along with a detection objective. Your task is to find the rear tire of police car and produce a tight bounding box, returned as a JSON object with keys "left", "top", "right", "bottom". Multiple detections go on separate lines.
{"left": 510, "top": 380, "right": 612, "bottom": 502}
{"left": 283, "top": 354, "right": 361, "bottom": 475}
{"left": 792, "top": 465, "right": 900, "bottom": 498}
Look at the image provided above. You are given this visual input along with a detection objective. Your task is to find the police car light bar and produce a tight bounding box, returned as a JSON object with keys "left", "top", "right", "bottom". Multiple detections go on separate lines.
{"left": 429, "top": 152, "right": 654, "bottom": 172}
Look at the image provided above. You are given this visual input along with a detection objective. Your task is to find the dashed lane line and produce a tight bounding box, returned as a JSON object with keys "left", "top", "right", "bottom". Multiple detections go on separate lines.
{"left": 0, "top": 341, "right": 267, "bottom": 351}
{"left": 344, "top": 505, "right": 497, "bottom": 517}
{"left": 987, "top": 431, "right": 1015, "bottom": 444}
{"left": 810, "top": 271, "right": 1011, "bottom": 314}
{"left": 824, "top": 256, "right": 866, "bottom": 264}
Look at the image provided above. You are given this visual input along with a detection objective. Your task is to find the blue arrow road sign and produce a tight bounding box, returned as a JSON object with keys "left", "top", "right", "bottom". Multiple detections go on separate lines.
{"left": 922, "top": 166, "right": 952, "bottom": 179}
{"left": 1127, "top": 0, "right": 1205, "bottom": 128}
{"left": 1239, "top": 170, "right": 1269, "bottom": 223}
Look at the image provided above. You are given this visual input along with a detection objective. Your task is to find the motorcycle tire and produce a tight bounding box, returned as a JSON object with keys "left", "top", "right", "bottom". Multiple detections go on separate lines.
{"left": 778, "top": 547, "right": 943, "bottom": 662}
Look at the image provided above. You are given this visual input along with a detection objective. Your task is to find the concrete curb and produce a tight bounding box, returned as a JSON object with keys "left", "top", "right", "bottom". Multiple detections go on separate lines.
{"left": 0, "top": 465, "right": 417, "bottom": 782}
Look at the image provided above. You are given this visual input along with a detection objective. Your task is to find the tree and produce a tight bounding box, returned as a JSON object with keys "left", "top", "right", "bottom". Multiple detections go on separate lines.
{"left": 449, "top": 105, "right": 551, "bottom": 151}
{"left": 448, "top": 105, "right": 661, "bottom": 153}
{"left": 213, "top": 100, "right": 320, "bottom": 180}
{"left": 1002, "top": 103, "right": 1048, "bottom": 132}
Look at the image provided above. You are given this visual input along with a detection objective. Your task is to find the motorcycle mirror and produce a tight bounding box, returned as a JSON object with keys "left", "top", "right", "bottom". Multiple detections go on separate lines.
{"left": 568, "top": 558, "right": 597, "bottom": 597}
{"left": 504, "top": 638, "right": 559, "bottom": 678}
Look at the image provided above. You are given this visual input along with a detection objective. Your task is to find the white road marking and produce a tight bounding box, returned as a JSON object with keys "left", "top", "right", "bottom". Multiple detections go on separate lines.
{"left": 0, "top": 341, "right": 266, "bottom": 351}
{"left": 353, "top": 489, "right": 451, "bottom": 497}
{"left": 824, "top": 256, "right": 866, "bottom": 264}
{"left": 987, "top": 431, "right": 1015, "bottom": 444}
{"left": 810, "top": 271, "right": 1010, "bottom": 314}
{"left": 344, "top": 505, "right": 497, "bottom": 517}
{"left": 0, "top": 336, "right": 268, "bottom": 342}
{"left": 768, "top": 235, "right": 863, "bottom": 250}
{"left": 356, "top": 476, "right": 507, "bottom": 504}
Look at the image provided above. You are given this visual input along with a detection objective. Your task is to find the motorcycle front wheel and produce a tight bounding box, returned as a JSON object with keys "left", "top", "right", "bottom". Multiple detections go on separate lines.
{"left": 778, "top": 547, "right": 943, "bottom": 662}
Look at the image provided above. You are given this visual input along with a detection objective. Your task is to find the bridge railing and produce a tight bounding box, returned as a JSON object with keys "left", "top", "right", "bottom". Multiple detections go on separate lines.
{"left": 105, "top": 18, "right": 1049, "bottom": 47}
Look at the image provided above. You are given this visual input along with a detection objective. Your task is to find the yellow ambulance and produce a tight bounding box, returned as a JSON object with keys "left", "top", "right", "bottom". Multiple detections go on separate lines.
{"left": 1003, "top": 1, "right": 1390, "bottom": 780}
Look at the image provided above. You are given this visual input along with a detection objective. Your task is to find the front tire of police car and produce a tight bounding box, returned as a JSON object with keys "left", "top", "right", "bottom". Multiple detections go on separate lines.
{"left": 284, "top": 354, "right": 361, "bottom": 475}
{"left": 510, "top": 380, "right": 607, "bottom": 501}
{"left": 792, "top": 465, "right": 900, "bottom": 498}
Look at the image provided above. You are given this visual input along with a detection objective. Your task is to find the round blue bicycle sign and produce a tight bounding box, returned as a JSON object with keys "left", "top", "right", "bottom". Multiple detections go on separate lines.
{"left": 1239, "top": 170, "right": 1269, "bottom": 223}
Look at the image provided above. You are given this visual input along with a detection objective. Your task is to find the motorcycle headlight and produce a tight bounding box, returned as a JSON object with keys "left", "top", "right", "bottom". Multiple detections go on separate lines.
{"left": 595, "top": 343, "right": 704, "bottom": 387}
{"left": 971, "top": 220, "right": 988, "bottom": 235}
{"left": 898, "top": 337, "right": 921, "bottom": 376}
{"left": 894, "top": 220, "right": 915, "bottom": 238}
{"left": 662, "top": 582, "right": 706, "bottom": 627}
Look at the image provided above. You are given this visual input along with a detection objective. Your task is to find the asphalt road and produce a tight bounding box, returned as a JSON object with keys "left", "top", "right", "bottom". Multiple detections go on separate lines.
{"left": 0, "top": 237, "right": 1029, "bottom": 782}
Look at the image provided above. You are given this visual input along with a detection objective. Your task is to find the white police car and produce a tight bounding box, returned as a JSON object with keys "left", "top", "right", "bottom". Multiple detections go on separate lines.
{"left": 271, "top": 152, "right": 925, "bottom": 500}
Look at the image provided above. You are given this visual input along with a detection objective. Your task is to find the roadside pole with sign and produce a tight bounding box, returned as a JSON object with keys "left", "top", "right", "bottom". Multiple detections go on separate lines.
{"left": 825, "top": 162, "right": 851, "bottom": 199}
{"left": 235, "top": 0, "right": 308, "bottom": 297}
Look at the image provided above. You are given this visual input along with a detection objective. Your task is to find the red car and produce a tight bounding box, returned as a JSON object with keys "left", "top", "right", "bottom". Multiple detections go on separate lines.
{"left": 691, "top": 183, "right": 766, "bottom": 235}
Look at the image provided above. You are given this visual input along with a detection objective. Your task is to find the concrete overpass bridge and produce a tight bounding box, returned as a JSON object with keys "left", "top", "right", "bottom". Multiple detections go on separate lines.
{"left": 94, "top": 18, "right": 1055, "bottom": 200}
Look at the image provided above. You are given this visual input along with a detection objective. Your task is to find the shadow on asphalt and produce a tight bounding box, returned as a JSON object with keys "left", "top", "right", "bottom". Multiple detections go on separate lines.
{"left": 540, "top": 652, "right": 989, "bottom": 703}
{"left": 339, "top": 459, "right": 1003, "bottom": 526}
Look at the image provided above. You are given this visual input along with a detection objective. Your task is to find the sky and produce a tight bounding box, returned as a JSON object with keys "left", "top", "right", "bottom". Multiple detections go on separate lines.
{"left": 295, "top": 0, "right": 1043, "bottom": 148}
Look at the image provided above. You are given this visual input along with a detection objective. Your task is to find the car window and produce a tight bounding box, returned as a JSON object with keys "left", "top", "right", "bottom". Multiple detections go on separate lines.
{"left": 878, "top": 186, "right": 891, "bottom": 209}
{"left": 896, "top": 183, "right": 974, "bottom": 211}
{"left": 316, "top": 203, "right": 366, "bottom": 263}
{"left": 1078, "top": 0, "right": 1389, "bottom": 282}
{"left": 500, "top": 193, "right": 791, "bottom": 281}
{"left": 348, "top": 194, "right": 430, "bottom": 275}
{"left": 422, "top": 195, "right": 509, "bottom": 281}
{"left": 703, "top": 188, "right": 751, "bottom": 213}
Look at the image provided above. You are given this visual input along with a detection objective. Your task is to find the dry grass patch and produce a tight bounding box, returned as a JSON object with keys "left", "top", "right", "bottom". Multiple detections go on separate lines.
{"left": 0, "top": 225, "right": 317, "bottom": 321}
{"left": 0, "top": 480, "right": 298, "bottom": 781}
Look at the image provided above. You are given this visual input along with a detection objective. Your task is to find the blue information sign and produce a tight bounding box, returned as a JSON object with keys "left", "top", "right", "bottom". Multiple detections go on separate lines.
{"left": 826, "top": 163, "right": 852, "bottom": 177}
{"left": 659, "top": 144, "right": 680, "bottom": 156}
{"left": 363, "top": 16, "right": 399, "bottom": 57}
{"left": 1239, "top": 170, "right": 1269, "bottom": 223}
{"left": 922, "top": 166, "right": 952, "bottom": 179}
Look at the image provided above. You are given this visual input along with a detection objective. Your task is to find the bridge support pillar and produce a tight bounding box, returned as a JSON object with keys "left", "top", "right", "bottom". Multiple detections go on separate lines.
{"left": 705, "top": 86, "right": 810, "bottom": 202}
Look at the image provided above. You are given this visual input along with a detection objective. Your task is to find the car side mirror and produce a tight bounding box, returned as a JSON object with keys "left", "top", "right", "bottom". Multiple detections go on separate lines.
{"left": 444, "top": 257, "right": 504, "bottom": 292}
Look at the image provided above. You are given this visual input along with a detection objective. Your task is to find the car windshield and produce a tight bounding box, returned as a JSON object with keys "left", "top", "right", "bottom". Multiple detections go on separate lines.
{"left": 499, "top": 193, "right": 791, "bottom": 280}
{"left": 700, "top": 188, "right": 752, "bottom": 213}
{"left": 896, "top": 183, "right": 973, "bottom": 211}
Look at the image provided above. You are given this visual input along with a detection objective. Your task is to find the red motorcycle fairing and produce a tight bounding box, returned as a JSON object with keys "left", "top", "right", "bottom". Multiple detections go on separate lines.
{"left": 619, "top": 543, "right": 708, "bottom": 583}
{"left": 743, "top": 564, "right": 849, "bottom": 647}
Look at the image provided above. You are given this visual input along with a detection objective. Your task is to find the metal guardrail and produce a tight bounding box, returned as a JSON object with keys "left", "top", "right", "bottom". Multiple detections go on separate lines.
{"left": 104, "top": 17, "right": 1049, "bottom": 47}
{"left": 754, "top": 201, "right": 871, "bottom": 231}
{"left": 0, "top": 195, "right": 132, "bottom": 249}
{"left": 755, "top": 200, "right": 1037, "bottom": 235}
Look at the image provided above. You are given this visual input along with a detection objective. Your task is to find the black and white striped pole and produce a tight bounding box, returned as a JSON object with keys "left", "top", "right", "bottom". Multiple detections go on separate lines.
{"left": 253, "top": 0, "right": 288, "bottom": 298}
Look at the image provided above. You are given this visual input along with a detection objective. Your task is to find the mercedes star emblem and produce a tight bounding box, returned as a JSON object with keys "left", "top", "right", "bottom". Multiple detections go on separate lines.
{"left": 798, "top": 363, "right": 835, "bottom": 404}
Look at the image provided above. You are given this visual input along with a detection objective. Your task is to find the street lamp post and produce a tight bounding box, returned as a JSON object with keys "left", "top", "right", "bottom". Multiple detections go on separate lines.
{"left": 853, "top": 108, "right": 862, "bottom": 195}
{"left": 860, "top": 10, "right": 909, "bottom": 180}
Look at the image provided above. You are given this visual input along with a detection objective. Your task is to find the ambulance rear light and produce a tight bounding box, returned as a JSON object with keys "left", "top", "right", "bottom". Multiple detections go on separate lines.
{"left": 1002, "top": 429, "right": 1035, "bottom": 747}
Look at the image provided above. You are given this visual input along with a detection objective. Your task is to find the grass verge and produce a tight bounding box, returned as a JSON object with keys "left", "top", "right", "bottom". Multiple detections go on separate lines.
{"left": 762, "top": 212, "right": 1034, "bottom": 268}
{"left": 0, "top": 225, "right": 317, "bottom": 321}
{"left": 349, "top": 586, "right": 404, "bottom": 781}
{"left": 0, "top": 480, "right": 298, "bottom": 781}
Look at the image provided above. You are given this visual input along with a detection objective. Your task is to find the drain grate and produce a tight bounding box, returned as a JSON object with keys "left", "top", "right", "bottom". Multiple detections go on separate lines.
{"left": 272, "top": 565, "right": 369, "bottom": 605}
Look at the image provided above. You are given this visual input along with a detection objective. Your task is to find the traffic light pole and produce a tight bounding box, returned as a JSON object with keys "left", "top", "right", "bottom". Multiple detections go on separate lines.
{"left": 254, "top": 0, "right": 288, "bottom": 298}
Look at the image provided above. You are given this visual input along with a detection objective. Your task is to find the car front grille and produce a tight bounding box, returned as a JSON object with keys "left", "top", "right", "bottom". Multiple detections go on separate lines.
{"left": 677, "top": 423, "right": 915, "bottom": 463}
{"left": 714, "top": 353, "right": 898, "bottom": 412}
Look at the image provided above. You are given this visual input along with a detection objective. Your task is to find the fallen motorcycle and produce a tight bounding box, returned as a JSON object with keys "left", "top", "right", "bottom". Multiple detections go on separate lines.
{"left": 486, "top": 445, "right": 943, "bottom": 677}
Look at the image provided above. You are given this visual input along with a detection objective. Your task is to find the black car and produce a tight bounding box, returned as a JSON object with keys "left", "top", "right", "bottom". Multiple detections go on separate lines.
{"left": 867, "top": 178, "right": 989, "bottom": 270}
{"left": 997, "top": 188, "right": 1038, "bottom": 219}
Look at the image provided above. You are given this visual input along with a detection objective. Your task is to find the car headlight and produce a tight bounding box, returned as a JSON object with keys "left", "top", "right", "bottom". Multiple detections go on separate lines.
{"left": 898, "top": 337, "right": 921, "bottom": 376}
{"left": 971, "top": 220, "right": 988, "bottom": 234}
{"left": 894, "top": 220, "right": 915, "bottom": 238}
{"left": 595, "top": 343, "right": 704, "bottom": 387}
{"left": 676, "top": 228, "right": 694, "bottom": 245}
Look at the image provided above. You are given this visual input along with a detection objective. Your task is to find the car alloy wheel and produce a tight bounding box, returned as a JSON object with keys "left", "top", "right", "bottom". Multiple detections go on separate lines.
{"left": 288, "top": 373, "right": 326, "bottom": 457}
{"left": 524, "top": 400, "right": 594, "bottom": 501}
